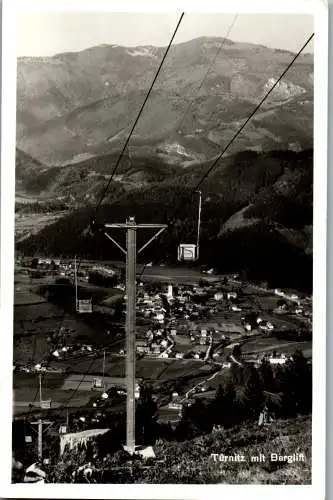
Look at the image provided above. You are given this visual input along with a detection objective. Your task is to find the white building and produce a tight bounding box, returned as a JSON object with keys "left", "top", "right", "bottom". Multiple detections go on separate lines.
{"left": 269, "top": 357, "right": 287, "bottom": 365}
{"left": 259, "top": 321, "right": 274, "bottom": 331}
{"left": 168, "top": 401, "right": 183, "bottom": 410}
{"left": 155, "top": 313, "right": 165, "bottom": 323}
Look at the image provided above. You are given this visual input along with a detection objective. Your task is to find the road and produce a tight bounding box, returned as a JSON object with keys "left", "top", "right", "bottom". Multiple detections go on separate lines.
{"left": 138, "top": 267, "right": 220, "bottom": 284}
{"left": 13, "top": 266, "right": 311, "bottom": 424}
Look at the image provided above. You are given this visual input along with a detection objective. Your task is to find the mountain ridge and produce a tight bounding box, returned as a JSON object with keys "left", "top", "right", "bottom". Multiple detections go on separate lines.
{"left": 16, "top": 148, "right": 313, "bottom": 291}
{"left": 17, "top": 36, "right": 313, "bottom": 165}
{"left": 15, "top": 37, "right": 313, "bottom": 291}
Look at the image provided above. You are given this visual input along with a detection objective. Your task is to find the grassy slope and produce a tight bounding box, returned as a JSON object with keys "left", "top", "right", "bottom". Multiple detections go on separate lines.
{"left": 141, "top": 415, "right": 311, "bottom": 484}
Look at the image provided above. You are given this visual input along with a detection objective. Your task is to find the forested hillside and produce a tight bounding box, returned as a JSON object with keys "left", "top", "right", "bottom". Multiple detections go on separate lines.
{"left": 16, "top": 149, "right": 313, "bottom": 292}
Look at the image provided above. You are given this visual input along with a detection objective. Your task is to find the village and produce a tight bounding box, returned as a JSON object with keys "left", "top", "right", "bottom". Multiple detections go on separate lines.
{"left": 12, "top": 253, "right": 314, "bottom": 483}
{"left": 13, "top": 257, "right": 312, "bottom": 418}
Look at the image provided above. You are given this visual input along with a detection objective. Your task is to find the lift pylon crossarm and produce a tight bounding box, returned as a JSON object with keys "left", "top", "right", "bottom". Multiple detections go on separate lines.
{"left": 105, "top": 222, "right": 168, "bottom": 230}
{"left": 137, "top": 226, "right": 168, "bottom": 255}
{"left": 104, "top": 232, "right": 127, "bottom": 255}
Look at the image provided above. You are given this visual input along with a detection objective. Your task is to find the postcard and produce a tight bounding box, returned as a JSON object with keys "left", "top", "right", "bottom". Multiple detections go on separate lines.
{"left": 0, "top": 0, "right": 327, "bottom": 498}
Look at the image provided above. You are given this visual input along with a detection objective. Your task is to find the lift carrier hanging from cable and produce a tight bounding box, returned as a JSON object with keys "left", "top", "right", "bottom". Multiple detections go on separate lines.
{"left": 74, "top": 255, "right": 92, "bottom": 313}
{"left": 178, "top": 190, "right": 202, "bottom": 262}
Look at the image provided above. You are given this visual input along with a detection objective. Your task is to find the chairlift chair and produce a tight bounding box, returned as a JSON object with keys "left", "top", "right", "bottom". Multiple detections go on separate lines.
{"left": 177, "top": 244, "right": 198, "bottom": 262}
{"left": 74, "top": 256, "right": 92, "bottom": 313}
{"left": 177, "top": 190, "right": 202, "bottom": 262}
{"left": 76, "top": 299, "right": 93, "bottom": 314}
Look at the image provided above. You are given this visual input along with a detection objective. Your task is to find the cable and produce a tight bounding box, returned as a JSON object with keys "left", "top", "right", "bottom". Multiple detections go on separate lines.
{"left": 174, "top": 14, "right": 238, "bottom": 137}
{"left": 24, "top": 26, "right": 312, "bottom": 430}
{"left": 138, "top": 31, "right": 314, "bottom": 280}
{"left": 58, "top": 357, "right": 98, "bottom": 409}
{"left": 15, "top": 334, "right": 39, "bottom": 418}
{"left": 82, "top": 13, "right": 234, "bottom": 289}
{"left": 56, "top": 12, "right": 185, "bottom": 409}
{"left": 19, "top": 28, "right": 313, "bottom": 456}
{"left": 29, "top": 13, "right": 186, "bottom": 416}
{"left": 191, "top": 33, "right": 314, "bottom": 192}
{"left": 94, "top": 12, "right": 185, "bottom": 213}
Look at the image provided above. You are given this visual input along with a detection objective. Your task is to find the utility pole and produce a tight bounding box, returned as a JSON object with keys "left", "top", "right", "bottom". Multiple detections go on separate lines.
{"left": 66, "top": 408, "right": 69, "bottom": 433}
{"left": 102, "top": 349, "right": 106, "bottom": 390}
{"left": 31, "top": 419, "right": 52, "bottom": 461}
{"left": 39, "top": 373, "right": 42, "bottom": 405}
{"left": 104, "top": 216, "right": 167, "bottom": 453}
{"left": 74, "top": 255, "right": 78, "bottom": 311}
{"left": 196, "top": 190, "right": 202, "bottom": 260}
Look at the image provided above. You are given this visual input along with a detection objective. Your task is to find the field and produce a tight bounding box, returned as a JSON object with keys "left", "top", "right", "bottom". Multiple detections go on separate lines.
{"left": 15, "top": 211, "right": 68, "bottom": 242}
{"left": 14, "top": 303, "right": 107, "bottom": 365}
{"left": 13, "top": 270, "right": 126, "bottom": 365}
{"left": 12, "top": 355, "right": 219, "bottom": 417}
{"left": 12, "top": 264, "right": 312, "bottom": 424}
{"left": 13, "top": 370, "right": 118, "bottom": 416}
{"left": 241, "top": 336, "right": 312, "bottom": 356}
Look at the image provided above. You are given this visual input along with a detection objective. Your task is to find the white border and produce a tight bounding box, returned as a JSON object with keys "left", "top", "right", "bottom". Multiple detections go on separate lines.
{"left": 0, "top": 0, "right": 327, "bottom": 499}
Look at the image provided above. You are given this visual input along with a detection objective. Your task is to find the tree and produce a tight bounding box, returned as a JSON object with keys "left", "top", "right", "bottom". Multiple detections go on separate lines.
{"left": 273, "top": 365, "right": 293, "bottom": 416}
{"left": 210, "top": 380, "right": 237, "bottom": 428}
{"left": 234, "top": 365, "right": 263, "bottom": 421}
{"left": 50, "top": 259, "right": 58, "bottom": 270}
{"left": 232, "top": 344, "right": 242, "bottom": 360}
{"left": 176, "top": 399, "right": 213, "bottom": 441}
{"left": 136, "top": 384, "right": 157, "bottom": 445}
{"left": 229, "top": 363, "right": 243, "bottom": 386}
{"left": 209, "top": 384, "right": 225, "bottom": 425}
{"left": 259, "top": 358, "right": 275, "bottom": 392}
{"left": 31, "top": 257, "right": 39, "bottom": 269}
{"left": 223, "top": 380, "right": 237, "bottom": 427}
{"left": 288, "top": 350, "right": 312, "bottom": 414}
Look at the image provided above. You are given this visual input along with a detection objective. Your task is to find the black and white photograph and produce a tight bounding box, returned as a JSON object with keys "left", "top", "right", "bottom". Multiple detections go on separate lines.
{"left": 0, "top": 0, "right": 327, "bottom": 497}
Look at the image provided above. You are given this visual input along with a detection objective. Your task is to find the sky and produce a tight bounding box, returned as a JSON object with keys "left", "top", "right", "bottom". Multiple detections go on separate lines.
{"left": 16, "top": 12, "right": 314, "bottom": 57}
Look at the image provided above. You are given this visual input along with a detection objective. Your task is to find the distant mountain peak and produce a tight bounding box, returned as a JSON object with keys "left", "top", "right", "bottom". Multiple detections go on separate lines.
{"left": 17, "top": 36, "right": 313, "bottom": 165}
{"left": 125, "top": 47, "right": 158, "bottom": 59}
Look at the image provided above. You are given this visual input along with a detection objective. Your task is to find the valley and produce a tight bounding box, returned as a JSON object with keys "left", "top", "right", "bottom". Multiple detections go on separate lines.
{"left": 11, "top": 29, "right": 315, "bottom": 486}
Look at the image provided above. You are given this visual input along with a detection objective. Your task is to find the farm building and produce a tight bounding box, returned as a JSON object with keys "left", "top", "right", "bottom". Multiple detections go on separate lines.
{"left": 60, "top": 428, "right": 109, "bottom": 455}
{"left": 269, "top": 357, "right": 287, "bottom": 365}
{"left": 168, "top": 398, "right": 183, "bottom": 411}
{"left": 61, "top": 374, "right": 134, "bottom": 392}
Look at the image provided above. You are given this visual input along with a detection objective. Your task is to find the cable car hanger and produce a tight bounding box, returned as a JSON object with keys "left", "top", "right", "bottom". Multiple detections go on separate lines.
{"left": 178, "top": 190, "right": 202, "bottom": 262}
